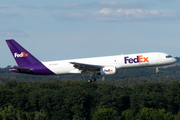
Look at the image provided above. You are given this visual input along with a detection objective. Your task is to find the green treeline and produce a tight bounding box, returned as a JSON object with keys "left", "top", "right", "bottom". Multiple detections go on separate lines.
{"left": 1, "top": 61, "right": 180, "bottom": 83}
{"left": 1, "top": 81, "right": 180, "bottom": 119}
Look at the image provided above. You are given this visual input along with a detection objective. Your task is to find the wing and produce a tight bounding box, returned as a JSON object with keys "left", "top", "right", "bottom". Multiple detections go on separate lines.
{"left": 70, "top": 62, "right": 103, "bottom": 71}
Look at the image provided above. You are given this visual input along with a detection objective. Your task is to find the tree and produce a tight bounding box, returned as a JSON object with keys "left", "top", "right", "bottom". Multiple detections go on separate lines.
{"left": 121, "top": 109, "right": 134, "bottom": 120}
{"left": 92, "top": 108, "right": 118, "bottom": 120}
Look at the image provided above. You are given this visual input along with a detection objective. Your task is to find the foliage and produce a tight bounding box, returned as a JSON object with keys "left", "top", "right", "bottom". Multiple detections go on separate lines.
{"left": 0, "top": 61, "right": 180, "bottom": 119}
{"left": 0, "top": 105, "right": 46, "bottom": 120}
{"left": 0, "top": 81, "right": 179, "bottom": 119}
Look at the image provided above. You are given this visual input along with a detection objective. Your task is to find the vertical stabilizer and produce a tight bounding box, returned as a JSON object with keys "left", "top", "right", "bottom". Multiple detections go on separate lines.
{"left": 6, "top": 39, "right": 41, "bottom": 67}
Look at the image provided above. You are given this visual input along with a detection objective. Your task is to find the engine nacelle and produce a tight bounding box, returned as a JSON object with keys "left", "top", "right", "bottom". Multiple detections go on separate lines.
{"left": 97, "top": 66, "right": 117, "bottom": 76}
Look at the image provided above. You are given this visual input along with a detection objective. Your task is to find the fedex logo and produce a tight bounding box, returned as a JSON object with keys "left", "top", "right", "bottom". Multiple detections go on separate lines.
{"left": 104, "top": 69, "right": 113, "bottom": 72}
{"left": 14, "top": 52, "right": 28, "bottom": 58}
{"left": 124, "top": 55, "right": 149, "bottom": 64}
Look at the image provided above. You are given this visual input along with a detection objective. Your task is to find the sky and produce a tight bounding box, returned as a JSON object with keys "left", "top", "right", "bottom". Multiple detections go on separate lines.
{"left": 0, "top": 0, "right": 180, "bottom": 67}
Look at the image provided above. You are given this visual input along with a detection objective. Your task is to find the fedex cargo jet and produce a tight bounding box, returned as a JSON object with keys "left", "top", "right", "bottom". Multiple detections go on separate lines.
{"left": 6, "top": 39, "right": 177, "bottom": 82}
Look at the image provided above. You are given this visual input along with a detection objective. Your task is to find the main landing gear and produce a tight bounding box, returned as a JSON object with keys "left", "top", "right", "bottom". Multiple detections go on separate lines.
{"left": 87, "top": 71, "right": 96, "bottom": 83}
{"left": 87, "top": 78, "right": 96, "bottom": 83}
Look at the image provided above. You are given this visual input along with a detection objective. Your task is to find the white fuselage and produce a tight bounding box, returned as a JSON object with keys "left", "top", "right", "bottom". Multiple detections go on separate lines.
{"left": 42, "top": 52, "right": 177, "bottom": 75}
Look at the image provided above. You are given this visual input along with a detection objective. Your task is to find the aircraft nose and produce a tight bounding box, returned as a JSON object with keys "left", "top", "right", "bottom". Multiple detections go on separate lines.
{"left": 172, "top": 58, "right": 177, "bottom": 63}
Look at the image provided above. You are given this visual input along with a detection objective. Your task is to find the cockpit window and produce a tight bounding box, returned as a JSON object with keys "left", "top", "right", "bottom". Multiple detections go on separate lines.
{"left": 166, "top": 55, "right": 172, "bottom": 58}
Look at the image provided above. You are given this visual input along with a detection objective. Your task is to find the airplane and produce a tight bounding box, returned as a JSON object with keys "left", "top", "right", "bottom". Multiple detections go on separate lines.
{"left": 6, "top": 39, "right": 177, "bottom": 82}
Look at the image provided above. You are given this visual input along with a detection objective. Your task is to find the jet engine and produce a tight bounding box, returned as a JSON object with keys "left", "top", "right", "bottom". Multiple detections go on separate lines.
{"left": 96, "top": 66, "right": 117, "bottom": 75}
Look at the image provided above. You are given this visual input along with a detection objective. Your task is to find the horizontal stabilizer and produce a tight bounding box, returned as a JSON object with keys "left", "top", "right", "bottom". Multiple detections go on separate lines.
{"left": 10, "top": 67, "right": 32, "bottom": 71}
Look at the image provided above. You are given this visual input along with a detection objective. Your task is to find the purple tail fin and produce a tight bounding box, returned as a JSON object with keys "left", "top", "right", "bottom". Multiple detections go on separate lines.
{"left": 6, "top": 39, "right": 41, "bottom": 67}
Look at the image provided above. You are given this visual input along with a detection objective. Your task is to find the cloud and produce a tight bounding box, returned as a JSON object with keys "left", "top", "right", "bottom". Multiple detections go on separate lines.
{"left": 98, "top": 1, "right": 151, "bottom": 8}
{"left": 45, "top": 1, "right": 151, "bottom": 10}
{"left": 0, "top": 4, "right": 9, "bottom": 9}
{"left": 53, "top": 8, "right": 180, "bottom": 21}
{"left": 99, "top": 8, "right": 114, "bottom": 15}
{"left": 95, "top": 8, "right": 180, "bottom": 21}
{"left": 0, "top": 1, "right": 151, "bottom": 11}
{"left": 159, "top": 0, "right": 174, "bottom": 1}
{"left": 0, "top": 13, "right": 21, "bottom": 18}
{"left": 45, "top": 3, "right": 81, "bottom": 10}
{"left": 0, "top": 1, "right": 178, "bottom": 22}
{"left": 0, "top": 29, "right": 29, "bottom": 37}
{"left": 0, "top": 6, "right": 8, "bottom": 9}
{"left": 19, "top": 5, "right": 39, "bottom": 9}
{"left": 0, "top": 5, "right": 22, "bottom": 18}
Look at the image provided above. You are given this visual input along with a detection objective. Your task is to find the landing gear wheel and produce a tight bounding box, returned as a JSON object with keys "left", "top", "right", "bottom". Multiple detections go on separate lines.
{"left": 91, "top": 78, "right": 96, "bottom": 82}
{"left": 87, "top": 78, "right": 96, "bottom": 83}
{"left": 87, "top": 79, "right": 91, "bottom": 83}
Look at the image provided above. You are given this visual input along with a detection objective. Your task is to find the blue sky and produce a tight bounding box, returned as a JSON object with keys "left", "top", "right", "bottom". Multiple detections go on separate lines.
{"left": 0, "top": 0, "right": 180, "bottom": 67}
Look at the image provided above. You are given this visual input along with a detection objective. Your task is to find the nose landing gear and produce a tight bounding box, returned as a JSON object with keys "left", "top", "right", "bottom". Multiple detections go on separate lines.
{"left": 156, "top": 67, "right": 159, "bottom": 76}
